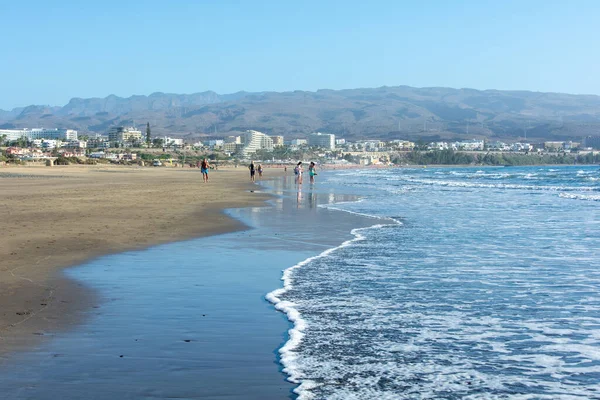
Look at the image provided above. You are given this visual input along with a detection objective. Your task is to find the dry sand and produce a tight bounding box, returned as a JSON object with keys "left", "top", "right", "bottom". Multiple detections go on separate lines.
{"left": 0, "top": 164, "right": 275, "bottom": 355}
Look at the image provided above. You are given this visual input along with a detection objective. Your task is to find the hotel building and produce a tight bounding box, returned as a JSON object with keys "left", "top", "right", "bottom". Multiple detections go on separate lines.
{"left": 308, "top": 132, "right": 336, "bottom": 150}
{"left": 241, "top": 130, "right": 273, "bottom": 157}
{"left": 0, "top": 128, "right": 78, "bottom": 141}
{"left": 108, "top": 127, "right": 143, "bottom": 144}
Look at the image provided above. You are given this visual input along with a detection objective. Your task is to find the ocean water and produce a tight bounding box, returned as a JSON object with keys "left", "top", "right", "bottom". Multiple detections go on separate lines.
{"left": 269, "top": 166, "right": 600, "bottom": 399}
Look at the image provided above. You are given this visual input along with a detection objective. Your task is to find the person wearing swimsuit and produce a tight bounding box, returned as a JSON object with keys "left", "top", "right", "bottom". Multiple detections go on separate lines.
{"left": 201, "top": 158, "right": 210, "bottom": 183}
{"left": 308, "top": 161, "right": 317, "bottom": 183}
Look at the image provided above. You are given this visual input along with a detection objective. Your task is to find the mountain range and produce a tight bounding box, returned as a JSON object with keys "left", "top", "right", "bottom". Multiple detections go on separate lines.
{"left": 2, "top": 86, "right": 600, "bottom": 142}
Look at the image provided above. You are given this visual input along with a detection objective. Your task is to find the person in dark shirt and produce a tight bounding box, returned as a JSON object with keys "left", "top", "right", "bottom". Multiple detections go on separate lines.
{"left": 249, "top": 161, "right": 256, "bottom": 182}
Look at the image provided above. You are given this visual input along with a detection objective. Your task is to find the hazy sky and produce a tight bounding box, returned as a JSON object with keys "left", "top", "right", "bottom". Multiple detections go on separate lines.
{"left": 1, "top": 0, "right": 598, "bottom": 109}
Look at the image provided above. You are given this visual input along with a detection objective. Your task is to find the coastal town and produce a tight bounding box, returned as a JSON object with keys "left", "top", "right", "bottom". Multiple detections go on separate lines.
{"left": 2, "top": 126, "right": 600, "bottom": 167}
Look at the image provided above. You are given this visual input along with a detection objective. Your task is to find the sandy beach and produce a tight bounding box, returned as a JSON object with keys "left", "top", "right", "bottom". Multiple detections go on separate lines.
{"left": 0, "top": 164, "right": 275, "bottom": 355}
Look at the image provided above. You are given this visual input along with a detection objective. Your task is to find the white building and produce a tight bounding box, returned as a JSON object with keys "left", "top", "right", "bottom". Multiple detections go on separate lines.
{"left": 241, "top": 130, "right": 273, "bottom": 157}
{"left": 225, "top": 135, "right": 242, "bottom": 144}
{"left": 207, "top": 139, "right": 224, "bottom": 148}
{"left": 0, "top": 128, "right": 78, "bottom": 141}
{"left": 390, "top": 140, "right": 415, "bottom": 150}
{"left": 487, "top": 141, "right": 510, "bottom": 151}
{"left": 89, "top": 151, "right": 106, "bottom": 159}
{"left": 162, "top": 137, "right": 184, "bottom": 147}
{"left": 63, "top": 140, "right": 87, "bottom": 149}
{"left": 428, "top": 141, "right": 449, "bottom": 150}
{"left": 41, "top": 140, "right": 59, "bottom": 150}
{"left": 511, "top": 142, "right": 533, "bottom": 152}
{"left": 108, "top": 127, "right": 142, "bottom": 144}
{"left": 290, "top": 139, "right": 307, "bottom": 146}
{"left": 455, "top": 139, "right": 484, "bottom": 151}
{"left": 308, "top": 132, "right": 335, "bottom": 150}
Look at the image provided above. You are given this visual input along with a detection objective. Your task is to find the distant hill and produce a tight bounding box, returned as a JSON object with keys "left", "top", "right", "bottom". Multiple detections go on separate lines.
{"left": 2, "top": 86, "right": 600, "bottom": 142}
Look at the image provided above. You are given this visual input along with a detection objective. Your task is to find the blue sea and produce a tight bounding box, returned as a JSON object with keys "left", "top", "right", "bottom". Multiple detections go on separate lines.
{"left": 268, "top": 166, "right": 600, "bottom": 399}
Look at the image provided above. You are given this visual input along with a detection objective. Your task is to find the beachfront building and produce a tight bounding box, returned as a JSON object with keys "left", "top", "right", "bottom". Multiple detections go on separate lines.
{"left": 487, "top": 141, "right": 510, "bottom": 151}
{"left": 108, "top": 127, "right": 143, "bottom": 144}
{"left": 0, "top": 128, "right": 78, "bottom": 141}
{"left": 58, "top": 148, "right": 86, "bottom": 157}
{"left": 455, "top": 139, "right": 484, "bottom": 151}
{"left": 510, "top": 142, "right": 533, "bottom": 152}
{"left": 389, "top": 140, "right": 415, "bottom": 151}
{"left": 358, "top": 140, "right": 384, "bottom": 151}
{"left": 544, "top": 141, "right": 566, "bottom": 151}
{"left": 223, "top": 142, "right": 243, "bottom": 153}
{"left": 225, "top": 135, "right": 242, "bottom": 144}
{"left": 62, "top": 140, "right": 87, "bottom": 149}
{"left": 162, "top": 137, "right": 184, "bottom": 148}
{"left": 271, "top": 135, "right": 284, "bottom": 147}
{"left": 40, "top": 140, "right": 59, "bottom": 150}
{"left": 290, "top": 139, "right": 307, "bottom": 146}
{"left": 206, "top": 139, "right": 224, "bottom": 150}
{"left": 308, "top": 132, "right": 335, "bottom": 150}
{"left": 241, "top": 130, "right": 273, "bottom": 157}
{"left": 428, "top": 141, "right": 449, "bottom": 150}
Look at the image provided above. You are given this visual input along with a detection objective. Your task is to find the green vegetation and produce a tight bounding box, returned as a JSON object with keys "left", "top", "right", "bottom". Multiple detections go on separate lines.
{"left": 402, "top": 149, "right": 475, "bottom": 165}
{"left": 54, "top": 156, "right": 85, "bottom": 165}
{"left": 392, "top": 150, "right": 600, "bottom": 166}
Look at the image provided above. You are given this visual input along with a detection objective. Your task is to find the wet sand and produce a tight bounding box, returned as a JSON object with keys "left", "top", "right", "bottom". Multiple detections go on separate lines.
{"left": 0, "top": 164, "right": 275, "bottom": 355}
{"left": 0, "top": 172, "right": 377, "bottom": 399}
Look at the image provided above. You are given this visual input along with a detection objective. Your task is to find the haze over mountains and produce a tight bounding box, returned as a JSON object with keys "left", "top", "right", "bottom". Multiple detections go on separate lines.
{"left": 2, "top": 86, "right": 600, "bottom": 142}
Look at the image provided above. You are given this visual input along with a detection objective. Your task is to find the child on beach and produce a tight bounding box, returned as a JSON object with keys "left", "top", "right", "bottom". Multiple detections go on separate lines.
{"left": 257, "top": 164, "right": 263, "bottom": 178}
{"left": 200, "top": 158, "right": 210, "bottom": 183}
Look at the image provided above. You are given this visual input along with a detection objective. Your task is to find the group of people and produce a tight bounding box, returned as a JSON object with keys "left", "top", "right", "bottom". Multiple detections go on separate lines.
{"left": 293, "top": 161, "right": 317, "bottom": 184}
{"left": 197, "top": 159, "right": 317, "bottom": 185}
{"left": 248, "top": 162, "right": 264, "bottom": 182}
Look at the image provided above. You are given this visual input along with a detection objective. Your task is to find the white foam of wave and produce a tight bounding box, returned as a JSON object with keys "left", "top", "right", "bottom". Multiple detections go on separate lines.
{"left": 318, "top": 205, "right": 398, "bottom": 223}
{"left": 265, "top": 221, "right": 399, "bottom": 394}
{"left": 400, "top": 177, "right": 598, "bottom": 192}
{"left": 559, "top": 193, "right": 600, "bottom": 201}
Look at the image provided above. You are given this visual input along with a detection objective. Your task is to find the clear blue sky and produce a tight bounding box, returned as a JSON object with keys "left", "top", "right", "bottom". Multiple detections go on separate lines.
{"left": 1, "top": 0, "right": 598, "bottom": 110}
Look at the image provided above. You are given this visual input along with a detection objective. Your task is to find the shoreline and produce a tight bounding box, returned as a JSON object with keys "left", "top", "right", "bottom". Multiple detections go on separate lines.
{"left": 0, "top": 164, "right": 279, "bottom": 357}
{"left": 0, "top": 169, "right": 379, "bottom": 399}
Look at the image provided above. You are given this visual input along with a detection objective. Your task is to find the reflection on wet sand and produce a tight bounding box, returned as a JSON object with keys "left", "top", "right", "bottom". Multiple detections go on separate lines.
{"left": 0, "top": 174, "right": 372, "bottom": 400}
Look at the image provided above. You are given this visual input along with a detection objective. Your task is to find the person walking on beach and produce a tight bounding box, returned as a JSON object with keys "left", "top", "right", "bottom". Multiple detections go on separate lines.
{"left": 249, "top": 161, "right": 256, "bottom": 182}
{"left": 308, "top": 161, "right": 317, "bottom": 184}
{"left": 294, "top": 161, "right": 303, "bottom": 185}
{"left": 200, "top": 158, "right": 210, "bottom": 183}
{"left": 257, "top": 163, "right": 263, "bottom": 178}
